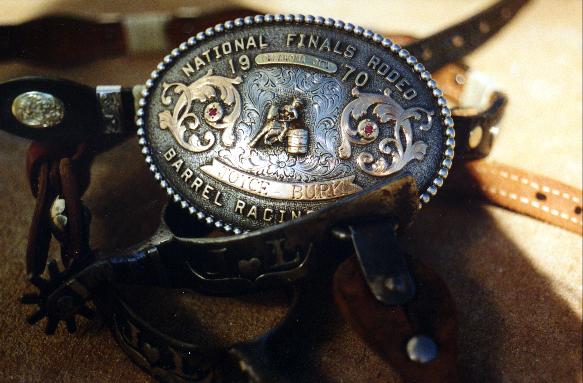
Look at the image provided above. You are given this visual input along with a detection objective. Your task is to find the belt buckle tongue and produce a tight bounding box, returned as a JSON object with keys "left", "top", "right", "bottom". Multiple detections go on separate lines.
{"left": 350, "top": 220, "right": 416, "bottom": 306}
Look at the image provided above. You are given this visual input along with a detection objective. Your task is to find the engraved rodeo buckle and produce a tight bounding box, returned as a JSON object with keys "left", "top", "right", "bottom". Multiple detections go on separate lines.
{"left": 131, "top": 15, "right": 455, "bottom": 304}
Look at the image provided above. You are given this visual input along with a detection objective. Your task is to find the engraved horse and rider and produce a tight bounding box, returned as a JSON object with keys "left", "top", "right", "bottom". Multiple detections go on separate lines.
{"left": 249, "top": 98, "right": 308, "bottom": 154}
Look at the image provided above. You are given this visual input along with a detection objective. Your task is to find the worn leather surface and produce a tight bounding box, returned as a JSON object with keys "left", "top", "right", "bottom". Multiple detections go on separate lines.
{"left": 0, "top": 1, "right": 581, "bottom": 382}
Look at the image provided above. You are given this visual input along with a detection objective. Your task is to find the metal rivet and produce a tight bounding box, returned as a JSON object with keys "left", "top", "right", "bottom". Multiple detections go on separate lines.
{"left": 331, "top": 227, "right": 351, "bottom": 241}
{"left": 479, "top": 21, "right": 491, "bottom": 33}
{"left": 422, "top": 48, "right": 432, "bottom": 61}
{"left": 12, "top": 91, "right": 65, "bottom": 128}
{"left": 468, "top": 125, "right": 484, "bottom": 149}
{"left": 452, "top": 35, "right": 464, "bottom": 48}
{"left": 501, "top": 7, "right": 512, "bottom": 19}
{"left": 455, "top": 73, "right": 466, "bottom": 85}
{"left": 384, "top": 276, "right": 407, "bottom": 293}
{"left": 406, "top": 335, "right": 438, "bottom": 363}
{"left": 50, "top": 196, "right": 67, "bottom": 232}
{"left": 420, "top": 193, "right": 430, "bottom": 203}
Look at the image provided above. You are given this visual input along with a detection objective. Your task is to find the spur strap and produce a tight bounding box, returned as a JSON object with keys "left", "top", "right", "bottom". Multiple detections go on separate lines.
{"left": 334, "top": 256, "right": 460, "bottom": 383}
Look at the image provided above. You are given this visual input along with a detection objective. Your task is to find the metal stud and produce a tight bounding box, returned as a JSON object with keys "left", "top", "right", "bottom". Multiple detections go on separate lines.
{"left": 468, "top": 125, "right": 484, "bottom": 149}
{"left": 381, "top": 38, "right": 392, "bottom": 47}
{"left": 406, "top": 335, "right": 438, "bottom": 364}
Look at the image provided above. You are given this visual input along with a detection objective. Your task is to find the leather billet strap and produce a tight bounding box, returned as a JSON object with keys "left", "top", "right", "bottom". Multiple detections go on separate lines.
{"left": 431, "top": 61, "right": 507, "bottom": 161}
{"left": 452, "top": 161, "right": 583, "bottom": 235}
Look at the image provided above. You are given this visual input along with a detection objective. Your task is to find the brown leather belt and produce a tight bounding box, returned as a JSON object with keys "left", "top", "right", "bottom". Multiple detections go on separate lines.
{"left": 455, "top": 161, "right": 582, "bottom": 235}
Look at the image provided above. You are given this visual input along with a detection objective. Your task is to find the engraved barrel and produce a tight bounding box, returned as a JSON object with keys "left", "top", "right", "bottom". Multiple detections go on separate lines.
{"left": 287, "top": 128, "right": 308, "bottom": 154}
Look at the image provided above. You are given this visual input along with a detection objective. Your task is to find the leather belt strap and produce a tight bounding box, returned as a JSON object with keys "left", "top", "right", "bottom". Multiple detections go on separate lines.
{"left": 406, "top": 0, "right": 530, "bottom": 72}
{"left": 453, "top": 161, "right": 583, "bottom": 235}
{"left": 0, "top": 1, "right": 530, "bottom": 71}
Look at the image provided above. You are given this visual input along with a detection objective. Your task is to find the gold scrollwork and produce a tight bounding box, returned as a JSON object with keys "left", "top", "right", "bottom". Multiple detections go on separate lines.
{"left": 158, "top": 69, "right": 242, "bottom": 152}
{"left": 338, "top": 88, "right": 433, "bottom": 177}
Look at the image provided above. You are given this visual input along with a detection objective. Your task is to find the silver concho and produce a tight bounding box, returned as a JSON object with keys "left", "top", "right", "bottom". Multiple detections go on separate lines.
{"left": 138, "top": 15, "right": 455, "bottom": 232}
{"left": 12, "top": 91, "right": 65, "bottom": 128}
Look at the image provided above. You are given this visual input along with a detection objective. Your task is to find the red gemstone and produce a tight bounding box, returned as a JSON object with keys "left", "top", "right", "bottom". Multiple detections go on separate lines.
{"left": 208, "top": 107, "right": 218, "bottom": 117}
{"left": 364, "top": 124, "right": 374, "bottom": 136}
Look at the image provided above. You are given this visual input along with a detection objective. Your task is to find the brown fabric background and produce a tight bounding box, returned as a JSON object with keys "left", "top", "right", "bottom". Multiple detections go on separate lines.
{"left": 0, "top": 1, "right": 581, "bottom": 382}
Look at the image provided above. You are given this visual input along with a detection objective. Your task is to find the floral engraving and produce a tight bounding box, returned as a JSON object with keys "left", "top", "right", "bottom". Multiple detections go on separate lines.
{"left": 339, "top": 88, "right": 433, "bottom": 177}
{"left": 267, "top": 152, "right": 297, "bottom": 178}
{"left": 218, "top": 67, "right": 352, "bottom": 182}
{"left": 158, "top": 69, "right": 242, "bottom": 152}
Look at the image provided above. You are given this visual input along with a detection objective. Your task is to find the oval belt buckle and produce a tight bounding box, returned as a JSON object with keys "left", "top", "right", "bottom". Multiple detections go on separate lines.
{"left": 133, "top": 14, "right": 454, "bottom": 304}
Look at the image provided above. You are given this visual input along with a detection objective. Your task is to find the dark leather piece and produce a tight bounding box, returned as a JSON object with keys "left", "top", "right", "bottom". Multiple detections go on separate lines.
{"left": 334, "top": 256, "right": 460, "bottom": 383}
{"left": 0, "top": 1, "right": 529, "bottom": 72}
{"left": 166, "top": 9, "right": 257, "bottom": 46}
{"left": 24, "top": 142, "right": 94, "bottom": 276}
{"left": 0, "top": 8, "right": 255, "bottom": 68}
{"left": 59, "top": 158, "right": 87, "bottom": 267}
{"left": 0, "top": 15, "right": 125, "bottom": 67}
{"left": 454, "top": 92, "right": 508, "bottom": 160}
{"left": 405, "top": 0, "right": 531, "bottom": 72}
{"left": 25, "top": 161, "right": 52, "bottom": 277}
{"left": 0, "top": 77, "right": 136, "bottom": 144}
